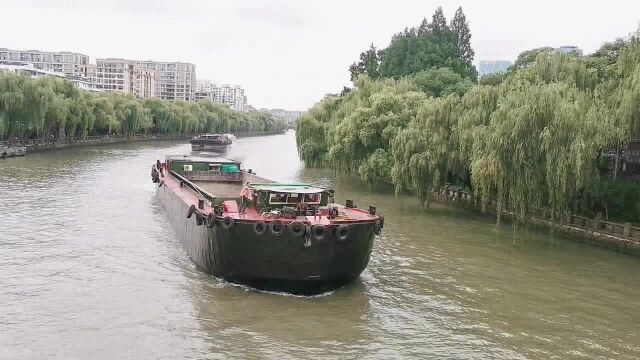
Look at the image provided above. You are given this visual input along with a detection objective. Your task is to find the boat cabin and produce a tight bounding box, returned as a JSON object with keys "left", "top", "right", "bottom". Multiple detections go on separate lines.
{"left": 191, "top": 134, "right": 232, "bottom": 143}
{"left": 248, "top": 183, "right": 332, "bottom": 215}
{"left": 165, "top": 155, "right": 242, "bottom": 182}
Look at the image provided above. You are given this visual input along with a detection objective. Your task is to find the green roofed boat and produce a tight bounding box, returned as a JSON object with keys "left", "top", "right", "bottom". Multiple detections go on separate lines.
{"left": 153, "top": 154, "right": 384, "bottom": 295}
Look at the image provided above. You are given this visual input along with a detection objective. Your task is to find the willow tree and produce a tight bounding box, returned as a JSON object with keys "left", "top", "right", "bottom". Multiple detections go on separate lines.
{"left": 391, "top": 95, "right": 461, "bottom": 207}
{"left": 296, "top": 95, "right": 341, "bottom": 166}
{"left": 468, "top": 82, "right": 608, "bottom": 224}
{"left": 326, "top": 77, "right": 426, "bottom": 182}
{"left": 614, "top": 40, "right": 640, "bottom": 138}
{"left": 0, "top": 74, "right": 26, "bottom": 139}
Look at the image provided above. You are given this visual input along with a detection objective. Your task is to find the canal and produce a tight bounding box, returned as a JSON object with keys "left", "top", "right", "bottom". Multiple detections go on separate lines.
{"left": 1, "top": 131, "right": 639, "bottom": 359}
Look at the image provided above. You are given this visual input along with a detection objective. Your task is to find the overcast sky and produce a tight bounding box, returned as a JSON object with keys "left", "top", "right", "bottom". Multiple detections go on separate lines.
{"left": 2, "top": 0, "right": 639, "bottom": 110}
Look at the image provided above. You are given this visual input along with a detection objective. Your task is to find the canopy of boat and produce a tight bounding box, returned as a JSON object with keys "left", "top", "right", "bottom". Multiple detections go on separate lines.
{"left": 249, "top": 183, "right": 326, "bottom": 194}
{"left": 165, "top": 155, "right": 238, "bottom": 164}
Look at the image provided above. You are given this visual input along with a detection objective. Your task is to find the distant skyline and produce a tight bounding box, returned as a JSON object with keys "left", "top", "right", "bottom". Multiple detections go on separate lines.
{"left": 1, "top": 0, "right": 639, "bottom": 110}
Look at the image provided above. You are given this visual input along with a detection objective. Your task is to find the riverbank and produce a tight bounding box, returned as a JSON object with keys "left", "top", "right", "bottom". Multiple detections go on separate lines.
{"left": 0, "top": 130, "right": 286, "bottom": 156}
{"left": 432, "top": 188, "right": 640, "bottom": 257}
{"left": 0, "top": 145, "right": 26, "bottom": 158}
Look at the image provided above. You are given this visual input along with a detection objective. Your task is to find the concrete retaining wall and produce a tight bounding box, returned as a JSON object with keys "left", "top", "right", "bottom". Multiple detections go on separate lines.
{"left": 0, "top": 146, "right": 26, "bottom": 159}
{"left": 432, "top": 188, "right": 640, "bottom": 257}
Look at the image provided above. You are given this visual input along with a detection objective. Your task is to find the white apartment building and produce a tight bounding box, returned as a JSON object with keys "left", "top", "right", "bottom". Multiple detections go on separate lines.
{"left": 213, "top": 84, "right": 246, "bottom": 112}
{"left": 95, "top": 58, "right": 156, "bottom": 98}
{"left": 0, "top": 61, "right": 66, "bottom": 79}
{"left": 67, "top": 76, "right": 102, "bottom": 92}
{"left": 197, "top": 81, "right": 247, "bottom": 112}
{"left": 196, "top": 79, "right": 215, "bottom": 93}
{"left": 138, "top": 61, "right": 196, "bottom": 101}
{"left": 0, "top": 48, "right": 89, "bottom": 77}
{"left": 95, "top": 58, "right": 130, "bottom": 93}
{"left": 133, "top": 68, "right": 156, "bottom": 98}
{"left": 478, "top": 60, "right": 513, "bottom": 77}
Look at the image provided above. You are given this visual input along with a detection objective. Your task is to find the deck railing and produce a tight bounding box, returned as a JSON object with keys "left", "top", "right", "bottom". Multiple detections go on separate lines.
{"left": 169, "top": 170, "right": 216, "bottom": 204}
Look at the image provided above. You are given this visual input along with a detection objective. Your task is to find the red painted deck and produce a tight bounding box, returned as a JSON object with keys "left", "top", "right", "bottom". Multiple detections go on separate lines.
{"left": 162, "top": 170, "right": 379, "bottom": 226}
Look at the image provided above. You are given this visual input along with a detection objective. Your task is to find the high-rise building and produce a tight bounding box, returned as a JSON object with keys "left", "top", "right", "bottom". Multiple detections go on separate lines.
{"left": 212, "top": 84, "right": 246, "bottom": 112}
{"left": 196, "top": 81, "right": 247, "bottom": 112}
{"left": 95, "top": 59, "right": 156, "bottom": 98}
{"left": 95, "top": 58, "right": 130, "bottom": 93}
{"left": 0, "top": 61, "right": 66, "bottom": 79}
{"left": 479, "top": 60, "right": 513, "bottom": 77}
{"left": 138, "top": 61, "right": 196, "bottom": 101}
{"left": 0, "top": 48, "right": 89, "bottom": 77}
{"left": 196, "top": 79, "right": 215, "bottom": 93}
{"left": 131, "top": 67, "right": 156, "bottom": 99}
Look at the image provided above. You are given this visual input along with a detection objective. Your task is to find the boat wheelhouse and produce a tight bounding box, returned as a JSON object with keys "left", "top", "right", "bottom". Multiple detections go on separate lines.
{"left": 155, "top": 155, "right": 383, "bottom": 295}
{"left": 190, "top": 133, "right": 233, "bottom": 151}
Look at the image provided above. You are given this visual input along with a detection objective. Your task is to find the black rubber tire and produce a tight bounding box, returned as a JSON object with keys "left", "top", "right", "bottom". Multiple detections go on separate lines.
{"left": 335, "top": 224, "right": 350, "bottom": 241}
{"left": 158, "top": 180, "right": 164, "bottom": 188}
{"left": 312, "top": 225, "right": 327, "bottom": 241}
{"left": 271, "top": 220, "right": 284, "bottom": 236}
{"left": 254, "top": 221, "right": 267, "bottom": 235}
{"left": 222, "top": 216, "right": 235, "bottom": 230}
{"left": 186, "top": 204, "right": 196, "bottom": 218}
{"left": 206, "top": 213, "right": 215, "bottom": 228}
{"left": 380, "top": 215, "right": 385, "bottom": 228}
{"left": 289, "top": 221, "right": 306, "bottom": 237}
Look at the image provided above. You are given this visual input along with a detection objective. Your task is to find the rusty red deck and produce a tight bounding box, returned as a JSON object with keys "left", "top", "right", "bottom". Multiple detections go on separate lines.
{"left": 161, "top": 169, "right": 378, "bottom": 225}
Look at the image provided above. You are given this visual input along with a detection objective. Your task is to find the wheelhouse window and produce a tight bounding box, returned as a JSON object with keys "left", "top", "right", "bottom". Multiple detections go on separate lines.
{"left": 208, "top": 164, "right": 221, "bottom": 172}
{"left": 269, "top": 193, "right": 289, "bottom": 204}
{"left": 303, "top": 193, "right": 321, "bottom": 204}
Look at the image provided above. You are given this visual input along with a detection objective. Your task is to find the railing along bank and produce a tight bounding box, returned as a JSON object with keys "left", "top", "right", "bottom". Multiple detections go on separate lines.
{"left": 435, "top": 187, "right": 640, "bottom": 244}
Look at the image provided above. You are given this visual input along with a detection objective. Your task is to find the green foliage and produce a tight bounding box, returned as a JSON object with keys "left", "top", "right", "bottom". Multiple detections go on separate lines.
{"left": 587, "top": 179, "right": 640, "bottom": 222}
{"left": 478, "top": 73, "right": 507, "bottom": 86}
{"left": 411, "top": 67, "right": 473, "bottom": 97}
{"left": 511, "top": 47, "right": 556, "bottom": 70}
{"left": 349, "top": 44, "right": 384, "bottom": 81}
{"left": 299, "top": 37, "right": 640, "bottom": 224}
{"left": 349, "top": 7, "right": 477, "bottom": 82}
{"left": 392, "top": 95, "right": 462, "bottom": 207}
{"left": 0, "top": 73, "right": 286, "bottom": 141}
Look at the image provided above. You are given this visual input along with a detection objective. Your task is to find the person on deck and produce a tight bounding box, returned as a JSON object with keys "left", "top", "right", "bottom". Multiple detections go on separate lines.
{"left": 151, "top": 166, "right": 159, "bottom": 183}
{"left": 240, "top": 182, "right": 251, "bottom": 213}
{"left": 156, "top": 160, "right": 164, "bottom": 177}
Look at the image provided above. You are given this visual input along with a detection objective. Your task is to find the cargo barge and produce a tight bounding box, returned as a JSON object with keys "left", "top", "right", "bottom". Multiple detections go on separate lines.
{"left": 190, "top": 134, "right": 233, "bottom": 151}
{"left": 153, "top": 155, "right": 383, "bottom": 295}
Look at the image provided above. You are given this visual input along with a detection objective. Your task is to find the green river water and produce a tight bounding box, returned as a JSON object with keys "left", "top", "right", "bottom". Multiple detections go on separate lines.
{"left": 1, "top": 131, "right": 639, "bottom": 359}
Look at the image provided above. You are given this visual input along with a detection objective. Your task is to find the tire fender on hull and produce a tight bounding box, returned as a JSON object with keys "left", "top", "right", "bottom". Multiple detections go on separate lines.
{"left": 271, "top": 220, "right": 284, "bottom": 236}
{"left": 206, "top": 213, "right": 215, "bottom": 228}
{"left": 311, "top": 225, "right": 327, "bottom": 241}
{"left": 289, "top": 221, "right": 306, "bottom": 237}
{"left": 335, "top": 224, "right": 350, "bottom": 241}
{"left": 254, "top": 221, "right": 267, "bottom": 235}
{"left": 186, "top": 204, "right": 196, "bottom": 218}
{"left": 222, "top": 216, "right": 235, "bottom": 230}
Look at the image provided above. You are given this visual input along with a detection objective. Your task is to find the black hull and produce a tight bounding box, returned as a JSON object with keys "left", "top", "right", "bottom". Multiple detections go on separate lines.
{"left": 158, "top": 183, "right": 375, "bottom": 295}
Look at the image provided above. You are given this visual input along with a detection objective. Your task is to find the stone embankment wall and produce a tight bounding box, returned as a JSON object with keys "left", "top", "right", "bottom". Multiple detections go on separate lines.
{"left": 0, "top": 145, "right": 26, "bottom": 158}
{"left": 433, "top": 187, "right": 640, "bottom": 257}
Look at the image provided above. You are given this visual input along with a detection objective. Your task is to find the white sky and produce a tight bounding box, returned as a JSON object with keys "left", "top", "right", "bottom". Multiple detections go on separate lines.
{"left": 2, "top": 0, "right": 639, "bottom": 110}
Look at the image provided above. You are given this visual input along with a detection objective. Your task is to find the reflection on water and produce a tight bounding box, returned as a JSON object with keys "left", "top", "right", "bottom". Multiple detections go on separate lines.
{"left": 1, "top": 131, "right": 639, "bottom": 359}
